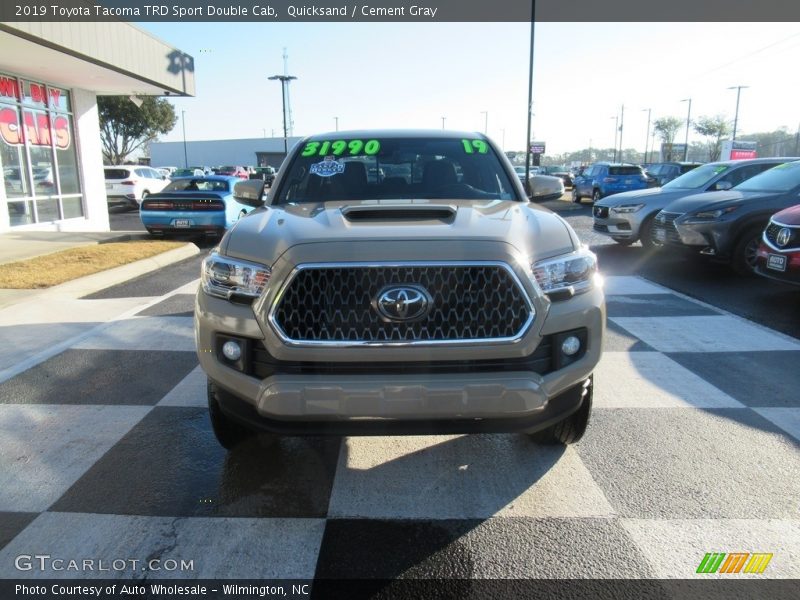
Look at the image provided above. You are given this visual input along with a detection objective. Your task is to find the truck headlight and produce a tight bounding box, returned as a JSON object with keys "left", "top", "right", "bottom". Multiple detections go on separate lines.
{"left": 201, "top": 252, "right": 271, "bottom": 300}
{"left": 610, "top": 203, "right": 645, "bottom": 214}
{"left": 532, "top": 247, "right": 599, "bottom": 297}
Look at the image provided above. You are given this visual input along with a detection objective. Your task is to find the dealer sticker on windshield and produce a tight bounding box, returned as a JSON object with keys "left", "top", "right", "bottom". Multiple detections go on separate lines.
{"left": 310, "top": 157, "right": 345, "bottom": 177}
{"left": 302, "top": 139, "right": 380, "bottom": 157}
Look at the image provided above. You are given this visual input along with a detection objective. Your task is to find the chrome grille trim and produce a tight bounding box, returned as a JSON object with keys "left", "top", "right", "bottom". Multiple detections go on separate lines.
{"left": 267, "top": 261, "right": 536, "bottom": 347}
{"left": 763, "top": 219, "right": 800, "bottom": 252}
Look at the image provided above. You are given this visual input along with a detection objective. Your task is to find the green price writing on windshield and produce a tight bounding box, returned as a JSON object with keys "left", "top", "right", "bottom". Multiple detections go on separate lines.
{"left": 462, "top": 139, "right": 488, "bottom": 154}
{"left": 302, "top": 139, "right": 381, "bottom": 157}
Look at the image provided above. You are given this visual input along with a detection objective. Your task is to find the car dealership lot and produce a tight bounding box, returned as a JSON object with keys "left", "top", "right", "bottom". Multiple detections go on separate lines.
{"left": 0, "top": 244, "right": 798, "bottom": 582}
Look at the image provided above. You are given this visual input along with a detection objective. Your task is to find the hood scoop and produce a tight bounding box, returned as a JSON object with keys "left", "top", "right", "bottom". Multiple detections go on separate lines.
{"left": 341, "top": 204, "right": 457, "bottom": 223}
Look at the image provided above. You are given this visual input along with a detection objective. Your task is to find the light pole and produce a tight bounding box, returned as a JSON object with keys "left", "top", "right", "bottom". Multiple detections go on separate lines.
{"left": 441, "top": 116, "right": 446, "bottom": 130}
{"left": 611, "top": 115, "right": 619, "bottom": 162}
{"left": 501, "top": 128, "right": 505, "bottom": 151}
{"left": 524, "top": 0, "right": 536, "bottom": 195}
{"left": 642, "top": 108, "right": 651, "bottom": 164}
{"left": 680, "top": 98, "right": 692, "bottom": 161}
{"left": 480, "top": 111, "right": 488, "bottom": 135}
{"left": 268, "top": 74, "right": 298, "bottom": 155}
{"left": 181, "top": 110, "right": 188, "bottom": 168}
{"left": 728, "top": 85, "right": 748, "bottom": 140}
{"left": 334, "top": 117, "right": 338, "bottom": 132}
{"left": 618, "top": 104, "right": 625, "bottom": 162}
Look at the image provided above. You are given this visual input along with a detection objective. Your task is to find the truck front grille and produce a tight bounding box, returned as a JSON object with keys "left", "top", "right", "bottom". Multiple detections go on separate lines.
{"left": 270, "top": 262, "right": 534, "bottom": 345}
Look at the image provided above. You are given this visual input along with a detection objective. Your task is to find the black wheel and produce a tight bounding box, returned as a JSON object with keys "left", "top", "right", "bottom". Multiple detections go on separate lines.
{"left": 529, "top": 377, "right": 593, "bottom": 445}
{"left": 207, "top": 379, "right": 255, "bottom": 450}
{"left": 732, "top": 227, "right": 763, "bottom": 276}
{"left": 592, "top": 189, "right": 602, "bottom": 203}
{"left": 612, "top": 237, "right": 635, "bottom": 246}
{"left": 639, "top": 215, "right": 660, "bottom": 250}
{"left": 571, "top": 187, "right": 581, "bottom": 203}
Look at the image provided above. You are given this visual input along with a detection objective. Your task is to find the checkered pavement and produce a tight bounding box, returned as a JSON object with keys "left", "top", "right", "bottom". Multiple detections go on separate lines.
{"left": 0, "top": 274, "right": 798, "bottom": 581}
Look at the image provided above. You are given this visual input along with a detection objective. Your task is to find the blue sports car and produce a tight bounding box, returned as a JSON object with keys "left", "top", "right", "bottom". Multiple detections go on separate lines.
{"left": 139, "top": 176, "right": 255, "bottom": 237}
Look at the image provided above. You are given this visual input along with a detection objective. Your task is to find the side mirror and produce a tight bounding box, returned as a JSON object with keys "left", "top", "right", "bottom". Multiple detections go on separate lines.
{"left": 714, "top": 181, "right": 733, "bottom": 191}
{"left": 233, "top": 179, "right": 267, "bottom": 207}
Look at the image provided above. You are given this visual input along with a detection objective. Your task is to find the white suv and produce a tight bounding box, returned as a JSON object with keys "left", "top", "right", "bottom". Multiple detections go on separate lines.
{"left": 104, "top": 166, "right": 168, "bottom": 209}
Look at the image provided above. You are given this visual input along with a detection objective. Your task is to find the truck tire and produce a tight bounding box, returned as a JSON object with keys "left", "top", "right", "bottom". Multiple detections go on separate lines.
{"left": 529, "top": 377, "right": 593, "bottom": 445}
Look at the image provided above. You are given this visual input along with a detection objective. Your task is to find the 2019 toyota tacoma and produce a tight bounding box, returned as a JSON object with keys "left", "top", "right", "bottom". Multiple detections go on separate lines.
{"left": 195, "top": 130, "right": 605, "bottom": 449}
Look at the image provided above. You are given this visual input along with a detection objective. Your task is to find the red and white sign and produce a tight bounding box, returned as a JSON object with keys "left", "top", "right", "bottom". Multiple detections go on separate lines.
{"left": 0, "top": 107, "right": 71, "bottom": 150}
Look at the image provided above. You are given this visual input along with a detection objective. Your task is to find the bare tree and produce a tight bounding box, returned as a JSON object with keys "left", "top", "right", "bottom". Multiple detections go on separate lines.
{"left": 653, "top": 116, "right": 683, "bottom": 160}
{"left": 693, "top": 115, "right": 731, "bottom": 161}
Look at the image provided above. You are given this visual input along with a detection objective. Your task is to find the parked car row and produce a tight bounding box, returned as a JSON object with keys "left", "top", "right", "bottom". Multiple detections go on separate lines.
{"left": 591, "top": 156, "right": 800, "bottom": 286}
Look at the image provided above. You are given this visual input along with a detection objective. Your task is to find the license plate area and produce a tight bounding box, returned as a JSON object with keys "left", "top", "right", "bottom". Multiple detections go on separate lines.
{"left": 767, "top": 253, "right": 787, "bottom": 272}
{"left": 173, "top": 219, "right": 191, "bottom": 228}
{"left": 654, "top": 228, "right": 666, "bottom": 242}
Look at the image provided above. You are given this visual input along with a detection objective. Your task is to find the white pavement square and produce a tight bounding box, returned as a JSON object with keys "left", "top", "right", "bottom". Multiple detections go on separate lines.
{"left": 327, "top": 435, "right": 615, "bottom": 520}
{"left": 621, "top": 518, "right": 800, "bottom": 578}
{"left": 594, "top": 352, "right": 745, "bottom": 409}
{"left": 0, "top": 512, "right": 326, "bottom": 579}
{"left": 72, "top": 316, "right": 195, "bottom": 352}
{"left": 754, "top": 408, "right": 800, "bottom": 442}
{"left": 157, "top": 366, "right": 207, "bottom": 407}
{"left": 0, "top": 405, "right": 150, "bottom": 512}
{"left": 611, "top": 315, "right": 800, "bottom": 353}
{"left": 603, "top": 276, "right": 666, "bottom": 296}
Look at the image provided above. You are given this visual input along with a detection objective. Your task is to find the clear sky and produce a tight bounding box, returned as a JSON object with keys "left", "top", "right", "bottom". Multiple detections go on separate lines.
{"left": 140, "top": 21, "right": 800, "bottom": 155}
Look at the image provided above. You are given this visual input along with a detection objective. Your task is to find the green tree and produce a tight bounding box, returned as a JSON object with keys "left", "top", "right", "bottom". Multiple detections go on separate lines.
{"left": 98, "top": 96, "right": 177, "bottom": 164}
{"left": 693, "top": 115, "right": 731, "bottom": 162}
{"left": 653, "top": 116, "right": 683, "bottom": 160}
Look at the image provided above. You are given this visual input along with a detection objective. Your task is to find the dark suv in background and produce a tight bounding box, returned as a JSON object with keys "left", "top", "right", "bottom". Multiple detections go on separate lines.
{"left": 572, "top": 163, "right": 648, "bottom": 203}
{"left": 645, "top": 162, "right": 703, "bottom": 187}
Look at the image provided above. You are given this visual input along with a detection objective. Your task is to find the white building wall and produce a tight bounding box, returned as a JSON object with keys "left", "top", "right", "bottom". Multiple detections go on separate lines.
{"left": 151, "top": 137, "right": 303, "bottom": 169}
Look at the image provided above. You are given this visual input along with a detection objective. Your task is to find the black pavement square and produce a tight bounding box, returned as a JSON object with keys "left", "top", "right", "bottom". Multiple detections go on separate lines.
{"left": 576, "top": 408, "right": 800, "bottom": 519}
{"left": 606, "top": 294, "right": 720, "bottom": 318}
{"left": 315, "top": 517, "right": 655, "bottom": 579}
{"left": 667, "top": 351, "right": 800, "bottom": 408}
{"left": 136, "top": 294, "right": 195, "bottom": 317}
{"left": 0, "top": 349, "right": 198, "bottom": 406}
{"left": 50, "top": 406, "right": 342, "bottom": 518}
{"left": 0, "top": 512, "right": 37, "bottom": 551}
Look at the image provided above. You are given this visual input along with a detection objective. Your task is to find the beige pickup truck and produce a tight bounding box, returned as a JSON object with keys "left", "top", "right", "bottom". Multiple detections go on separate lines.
{"left": 195, "top": 130, "right": 604, "bottom": 449}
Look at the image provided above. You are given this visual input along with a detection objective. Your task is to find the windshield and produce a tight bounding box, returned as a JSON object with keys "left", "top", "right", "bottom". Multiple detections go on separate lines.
{"left": 104, "top": 168, "right": 131, "bottom": 180}
{"left": 163, "top": 178, "right": 230, "bottom": 192}
{"left": 735, "top": 160, "right": 800, "bottom": 192}
{"left": 275, "top": 136, "right": 519, "bottom": 203}
{"left": 663, "top": 164, "right": 731, "bottom": 189}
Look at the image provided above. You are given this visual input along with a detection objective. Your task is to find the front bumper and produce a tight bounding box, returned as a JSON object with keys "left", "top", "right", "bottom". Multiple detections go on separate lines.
{"left": 755, "top": 245, "right": 800, "bottom": 286}
{"left": 195, "top": 268, "right": 604, "bottom": 431}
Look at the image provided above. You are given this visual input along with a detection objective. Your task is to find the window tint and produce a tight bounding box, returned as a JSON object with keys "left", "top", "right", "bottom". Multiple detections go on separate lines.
{"left": 163, "top": 178, "right": 230, "bottom": 192}
{"left": 609, "top": 166, "right": 643, "bottom": 176}
{"left": 646, "top": 165, "right": 663, "bottom": 176}
{"left": 734, "top": 161, "right": 800, "bottom": 192}
{"left": 105, "top": 169, "right": 130, "bottom": 180}
{"left": 276, "top": 137, "right": 519, "bottom": 203}
{"left": 663, "top": 164, "right": 731, "bottom": 189}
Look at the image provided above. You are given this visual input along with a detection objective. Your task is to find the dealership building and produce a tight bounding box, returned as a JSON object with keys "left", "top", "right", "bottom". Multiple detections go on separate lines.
{"left": 0, "top": 22, "right": 194, "bottom": 233}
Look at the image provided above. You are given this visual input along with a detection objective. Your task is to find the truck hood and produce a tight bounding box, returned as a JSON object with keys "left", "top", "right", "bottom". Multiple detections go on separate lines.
{"left": 594, "top": 186, "right": 697, "bottom": 207}
{"left": 662, "top": 190, "right": 777, "bottom": 214}
{"left": 221, "top": 199, "right": 577, "bottom": 266}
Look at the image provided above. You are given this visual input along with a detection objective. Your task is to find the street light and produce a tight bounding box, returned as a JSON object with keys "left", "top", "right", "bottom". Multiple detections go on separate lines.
{"left": 441, "top": 116, "right": 446, "bottom": 130}
{"left": 334, "top": 116, "right": 338, "bottom": 132}
{"left": 728, "top": 85, "right": 748, "bottom": 140}
{"left": 642, "top": 108, "right": 651, "bottom": 164}
{"left": 480, "top": 111, "right": 488, "bottom": 135}
{"left": 181, "top": 110, "right": 188, "bottom": 168}
{"left": 268, "top": 74, "right": 298, "bottom": 155}
{"left": 611, "top": 115, "right": 619, "bottom": 162}
{"left": 680, "top": 98, "right": 692, "bottom": 161}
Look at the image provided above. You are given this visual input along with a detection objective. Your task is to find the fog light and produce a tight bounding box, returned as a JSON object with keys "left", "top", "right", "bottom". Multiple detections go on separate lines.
{"left": 221, "top": 340, "right": 241, "bottom": 361}
{"left": 561, "top": 335, "right": 581, "bottom": 356}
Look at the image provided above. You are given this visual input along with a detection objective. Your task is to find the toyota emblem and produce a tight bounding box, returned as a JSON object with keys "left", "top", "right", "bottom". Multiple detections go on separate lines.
{"left": 374, "top": 285, "right": 432, "bottom": 322}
